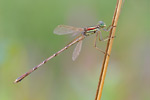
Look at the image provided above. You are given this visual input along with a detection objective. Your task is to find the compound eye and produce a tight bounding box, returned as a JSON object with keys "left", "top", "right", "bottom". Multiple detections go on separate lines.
{"left": 99, "top": 21, "right": 106, "bottom": 27}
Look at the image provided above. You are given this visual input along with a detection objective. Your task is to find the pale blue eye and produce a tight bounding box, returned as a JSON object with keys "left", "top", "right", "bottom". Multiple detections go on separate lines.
{"left": 98, "top": 21, "right": 106, "bottom": 27}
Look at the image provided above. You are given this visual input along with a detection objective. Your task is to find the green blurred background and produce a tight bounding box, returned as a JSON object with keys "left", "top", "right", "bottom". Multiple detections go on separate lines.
{"left": 0, "top": 0, "right": 150, "bottom": 100}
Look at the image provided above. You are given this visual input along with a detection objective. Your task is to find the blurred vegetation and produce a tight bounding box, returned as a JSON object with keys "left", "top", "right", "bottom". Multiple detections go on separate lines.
{"left": 0, "top": 0, "right": 150, "bottom": 100}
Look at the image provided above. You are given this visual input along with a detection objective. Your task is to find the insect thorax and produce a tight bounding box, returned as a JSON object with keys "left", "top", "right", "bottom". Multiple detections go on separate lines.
{"left": 84, "top": 27, "right": 98, "bottom": 36}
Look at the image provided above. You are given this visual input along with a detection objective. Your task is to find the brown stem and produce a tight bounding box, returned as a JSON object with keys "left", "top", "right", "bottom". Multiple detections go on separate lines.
{"left": 95, "top": 0, "right": 123, "bottom": 100}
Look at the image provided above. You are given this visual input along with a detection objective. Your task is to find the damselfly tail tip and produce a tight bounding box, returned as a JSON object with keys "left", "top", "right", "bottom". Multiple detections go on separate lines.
{"left": 14, "top": 79, "right": 18, "bottom": 84}
{"left": 14, "top": 77, "right": 22, "bottom": 83}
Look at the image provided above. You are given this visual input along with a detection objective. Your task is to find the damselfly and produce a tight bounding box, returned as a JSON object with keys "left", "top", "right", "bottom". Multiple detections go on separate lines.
{"left": 14, "top": 21, "right": 114, "bottom": 83}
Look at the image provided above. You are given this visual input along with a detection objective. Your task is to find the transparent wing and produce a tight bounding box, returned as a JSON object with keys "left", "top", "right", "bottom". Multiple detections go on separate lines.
{"left": 72, "top": 40, "right": 82, "bottom": 61}
{"left": 54, "top": 25, "right": 84, "bottom": 35}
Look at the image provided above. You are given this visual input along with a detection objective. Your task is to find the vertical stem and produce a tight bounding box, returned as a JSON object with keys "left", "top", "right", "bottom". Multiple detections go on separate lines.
{"left": 95, "top": 0, "right": 123, "bottom": 100}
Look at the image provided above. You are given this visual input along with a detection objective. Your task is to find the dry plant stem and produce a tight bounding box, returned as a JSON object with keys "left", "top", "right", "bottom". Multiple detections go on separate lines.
{"left": 95, "top": 0, "right": 123, "bottom": 100}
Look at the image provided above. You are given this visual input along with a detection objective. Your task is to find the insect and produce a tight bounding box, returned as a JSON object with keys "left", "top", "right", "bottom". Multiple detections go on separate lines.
{"left": 14, "top": 21, "right": 114, "bottom": 83}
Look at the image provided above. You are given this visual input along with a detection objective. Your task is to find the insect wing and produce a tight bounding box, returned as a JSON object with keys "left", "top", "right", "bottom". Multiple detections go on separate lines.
{"left": 72, "top": 40, "right": 82, "bottom": 61}
{"left": 54, "top": 25, "right": 84, "bottom": 35}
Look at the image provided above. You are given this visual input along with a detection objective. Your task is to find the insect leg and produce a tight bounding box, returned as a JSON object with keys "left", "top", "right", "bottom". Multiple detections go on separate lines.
{"left": 99, "top": 36, "right": 116, "bottom": 41}
{"left": 102, "top": 25, "right": 116, "bottom": 32}
{"left": 94, "top": 31, "right": 106, "bottom": 54}
{"left": 98, "top": 30, "right": 103, "bottom": 41}
{"left": 98, "top": 29, "right": 115, "bottom": 41}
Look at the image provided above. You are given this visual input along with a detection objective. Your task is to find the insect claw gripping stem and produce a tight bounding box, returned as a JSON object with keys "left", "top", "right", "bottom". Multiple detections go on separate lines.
{"left": 100, "top": 36, "right": 116, "bottom": 42}
{"left": 102, "top": 25, "right": 116, "bottom": 32}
